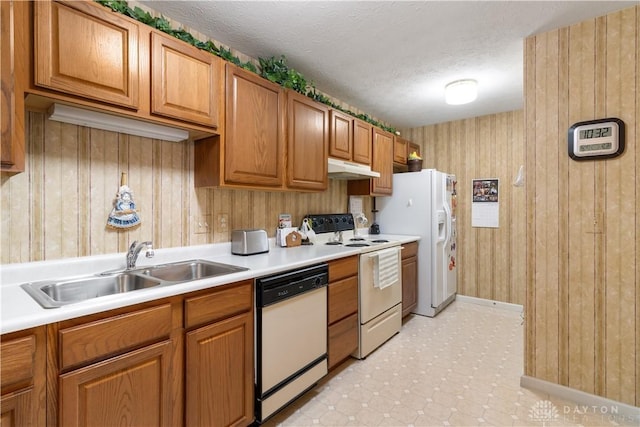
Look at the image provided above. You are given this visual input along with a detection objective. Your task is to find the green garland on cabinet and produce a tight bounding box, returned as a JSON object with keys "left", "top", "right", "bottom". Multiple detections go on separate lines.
{"left": 95, "top": 0, "right": 397, "bottom": 134}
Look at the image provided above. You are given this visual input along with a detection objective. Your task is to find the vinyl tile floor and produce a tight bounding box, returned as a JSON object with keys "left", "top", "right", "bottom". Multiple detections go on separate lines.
{"left": 264, "top": 300, "right": 637, "bottom": 427}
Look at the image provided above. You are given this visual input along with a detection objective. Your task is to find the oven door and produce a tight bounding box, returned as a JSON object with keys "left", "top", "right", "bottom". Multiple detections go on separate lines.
{"left": 359, "top": 246, "right": 402, "bottom": 324}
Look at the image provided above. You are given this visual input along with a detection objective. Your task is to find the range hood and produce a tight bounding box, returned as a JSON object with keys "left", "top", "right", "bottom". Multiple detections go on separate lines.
{"left": 327, "top": 158, "right": 380, "bottom": 180}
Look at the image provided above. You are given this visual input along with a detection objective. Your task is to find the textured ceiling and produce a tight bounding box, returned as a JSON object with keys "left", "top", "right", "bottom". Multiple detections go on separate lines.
{"left": 139, "top": 1, "right": 636, "bottom": 129}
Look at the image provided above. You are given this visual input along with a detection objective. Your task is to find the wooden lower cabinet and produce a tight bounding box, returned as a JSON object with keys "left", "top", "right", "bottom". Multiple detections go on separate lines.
{"left": 1, "top": 389, "right": 34, "bottom": 427}
{"left": 3, "top": 281, "right": 255, "bottom": 427}
{"left": 52, "top": 301, "right": 180, "bottom": 427}
{"left": 328, "top": 313, "right": 358, "bottom": 368}
{"left": 184, "top": 280, "right": 254, "bottom": 427}
{"left": 185, "top": 312, "right": 253, "bottom": 427}
{"left": 47, "top": 282, "right": 254, "bottom": 427}
{"left": 59, "top": 340, "right": 174, "bottom": 427}
{"left": 327, "top": 256, "right": 359, "bottom": 369}
{"left": 401, "top": 242, "right": 419, "bottom": 317}
{"left": 0, "top": 327, "right": 46, "bottom": 427}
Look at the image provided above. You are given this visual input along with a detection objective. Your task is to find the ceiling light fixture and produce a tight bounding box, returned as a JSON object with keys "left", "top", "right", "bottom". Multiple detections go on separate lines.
{"left": 47, "top": 103, "right": 189, "bottom": 142}
{"left": 445, "top": 79, "right": 478, "bottom": 105}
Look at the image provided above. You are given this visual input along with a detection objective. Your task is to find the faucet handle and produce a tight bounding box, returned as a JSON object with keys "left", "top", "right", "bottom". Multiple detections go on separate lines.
{"left": 129, "top": 240, "right": 138, "bottom": 252}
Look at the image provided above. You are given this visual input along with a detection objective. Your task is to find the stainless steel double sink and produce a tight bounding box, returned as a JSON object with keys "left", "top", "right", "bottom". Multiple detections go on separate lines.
{"left": 21, "top": 259, "right": 248, "bottom": 309}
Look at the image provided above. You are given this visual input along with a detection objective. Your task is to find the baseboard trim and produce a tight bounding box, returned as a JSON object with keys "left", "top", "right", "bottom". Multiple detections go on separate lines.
{"left": 520, "top": 375, "right": 640, "bottom": 423}
{"left": 456, "top": 295, "right": 523, "bottom": 312}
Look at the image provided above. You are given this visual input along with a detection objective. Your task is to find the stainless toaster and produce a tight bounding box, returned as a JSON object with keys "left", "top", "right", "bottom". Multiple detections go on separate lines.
{"left": 231, "top": 229, "right": 269, "bottom": 255}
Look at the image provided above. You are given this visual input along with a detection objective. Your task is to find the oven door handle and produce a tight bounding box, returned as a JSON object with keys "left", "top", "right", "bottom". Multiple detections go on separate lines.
{"left": 366, "top": 246, "right": 404, "bottom": 258}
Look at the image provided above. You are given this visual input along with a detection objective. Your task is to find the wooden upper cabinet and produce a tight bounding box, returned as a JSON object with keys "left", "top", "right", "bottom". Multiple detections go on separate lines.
{"left": 371, "top": 128, "right": 394, "bottom": 195}
{"left": 348, "top": 127, "right": 393, "bottom": 196}
{"left": 1, "top": 0, "right": 25, "bottom": 174}
{"left": 151, "top": 32, "right": 222, "bottom": 127}
{"left": 329, "top": 110, "right": 353, "bottom": 161}
{"left": 223, "top": 64, "right": 285, "bottom": 188}
{"left": 329, "top": 111, "right": 372, "bottom": 167}
{"left": 286, "top": 90, "right": 328, "bottom": 191}
{"left": 352, "top": 119, "right": 372, "bottom": 166}
{"left": 394, "top": 136, "right": 408, "bottom": 164}
{"left": 34, "top": 0, "right": 139, "bottom": 109}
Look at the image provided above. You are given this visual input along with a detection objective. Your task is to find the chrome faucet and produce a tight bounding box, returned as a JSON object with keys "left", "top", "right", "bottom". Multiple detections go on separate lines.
{"left": 126, "top": 240, "right": 154, "bottom": 270}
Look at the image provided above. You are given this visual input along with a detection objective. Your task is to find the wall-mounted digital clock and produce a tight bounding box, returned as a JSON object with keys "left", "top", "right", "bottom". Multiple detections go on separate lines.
{"left": 568, "top": 118, "right": 625, "bottom": 160}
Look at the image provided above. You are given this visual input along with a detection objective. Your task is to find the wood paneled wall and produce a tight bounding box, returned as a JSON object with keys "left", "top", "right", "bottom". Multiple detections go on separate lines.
{"left": 0, "top": 111, "right": 348, "bottom": 264}
{"left": 524, "top": 6, "right": 638, "bottom": 406}
{"left": 402, "top": 110, "right": 526, "bottom": 305}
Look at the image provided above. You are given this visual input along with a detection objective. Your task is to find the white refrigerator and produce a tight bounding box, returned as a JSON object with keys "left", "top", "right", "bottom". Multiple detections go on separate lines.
{"left": 377, "top": 169, "right": 457, "bottom": 317}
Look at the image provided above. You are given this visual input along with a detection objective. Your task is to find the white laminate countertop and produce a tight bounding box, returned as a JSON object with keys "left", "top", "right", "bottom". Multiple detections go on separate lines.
{"left": 1, "top": 234, "right": 419, "bottom": 334}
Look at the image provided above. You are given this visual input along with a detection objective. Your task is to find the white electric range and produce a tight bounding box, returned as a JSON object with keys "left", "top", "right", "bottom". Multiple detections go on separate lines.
{"left": 306, "top": 214, "right": 403, "bottom": 359}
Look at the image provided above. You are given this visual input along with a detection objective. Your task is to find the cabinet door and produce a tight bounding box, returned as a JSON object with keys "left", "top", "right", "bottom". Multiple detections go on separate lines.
{"left": 1, "top": 0, "right": 15, "bottom": 169}
{"left": 328, "top": 276, "right": 358, "bottom": 324}
{"left": 1, "top": 0, "right": 24, "bottom": 173}
{"left": 151, "top": 32, "right": 222, "bottom": 127}
{"left": 352, "top": 119, "right": 372, "bottom": 166}
{"left": 1, "top": 389, "right": 33, "bottom": 427}
{"left": 371, "top": 127, "right": 394, "bottom": 195}
{"left": 329, "top": 110, "right": 352, "bottom": 161}
{"left": 225, "top": 64, "right": 285, "bottom": 188}
{"left": 34, "top": 1, "right": 139, "bottom": 108}
{"left": 286, "top": 91, "right": 328, "bottom": 191}
{"left": 328, "top": 313, "right": 358, "bottom": 370}
{"left": 401, "top": 242, "right": 418, "bottom": 317}
{"left": 394, "top": 137, "right": 408, "bottom": 164}
{"left": 186, "top": 312, "right": 253, "bottom": 427}
{"left": 59, "top": 340, "right": 174, "bottom": 427}
{"left": 1, "top": 328, "right": 46, "bottom": 427}
{"left": 402, "top": 255, "right": 418, "bottom": 316}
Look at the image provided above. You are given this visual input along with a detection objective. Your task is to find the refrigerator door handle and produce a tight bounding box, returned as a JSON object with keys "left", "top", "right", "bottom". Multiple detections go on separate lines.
{"left": 443, "top": 202, "right": 452, "bottom": 246}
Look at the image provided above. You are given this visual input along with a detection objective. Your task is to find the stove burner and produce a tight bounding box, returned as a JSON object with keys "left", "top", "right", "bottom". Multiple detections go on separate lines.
{"left": 345, "top": 243, "right": 370, "bottom": 247}
{"left": 370, "top": 239, "right": 389, "bottom": 243}
{"left": 350, "top": 237, "right": 366, "bottom": 241}
{"left": 325, "top": 241, "right": 343, "bottom": 245}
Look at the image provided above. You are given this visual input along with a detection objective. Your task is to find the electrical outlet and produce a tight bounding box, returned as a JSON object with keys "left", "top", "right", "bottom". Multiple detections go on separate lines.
{"left": 217, "top": 213, "right": 229, "bottom": 231}
{"left": 194, "top": 215, "right": 211, "bottom": 234}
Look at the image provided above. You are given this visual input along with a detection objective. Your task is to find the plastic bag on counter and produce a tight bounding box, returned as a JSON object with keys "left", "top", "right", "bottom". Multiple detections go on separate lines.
{"left": 299, "top": 218, "right": 316, "bottom": 244}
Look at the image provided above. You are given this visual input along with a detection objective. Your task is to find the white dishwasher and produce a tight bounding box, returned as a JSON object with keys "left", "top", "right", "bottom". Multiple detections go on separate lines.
{"left": 255, "top": 263, "right": 328, "bottom": 423}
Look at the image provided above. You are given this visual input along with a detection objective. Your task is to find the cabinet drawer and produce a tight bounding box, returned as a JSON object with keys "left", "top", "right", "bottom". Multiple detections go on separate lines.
{"left": 59, "top": 304, "right": 172, "bottom": 371}
{"left": 328, "top": 276, "right": 358, "bottom": 324}
{"left": 185, "top": 280, "right": 252, "bottom": 329}
{"left": 1, "top": 335, "right": 35, "bottom": 392}
{"left": 328, "top": 313, "right": 358, "bottom": 369}
{"left": 328, "top": 256, "right": 358, "bottom": 282}
{"left": 402, "top": 241, "right": 418, "bottom": 259}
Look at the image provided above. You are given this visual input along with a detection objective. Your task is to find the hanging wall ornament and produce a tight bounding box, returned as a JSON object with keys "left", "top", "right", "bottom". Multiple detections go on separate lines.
{"left": 107, "top": 172, "right": 141, "bottom": 230}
